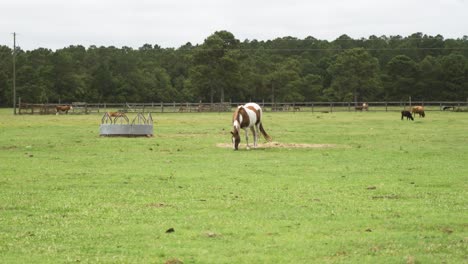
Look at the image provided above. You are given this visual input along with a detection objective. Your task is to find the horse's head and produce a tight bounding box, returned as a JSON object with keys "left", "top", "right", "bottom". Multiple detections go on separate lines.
{"left": 230, "top": 106, "right": 243, "bottom": 150}
{"left": 231, "top": 127, "right": 240, "bottom": 150}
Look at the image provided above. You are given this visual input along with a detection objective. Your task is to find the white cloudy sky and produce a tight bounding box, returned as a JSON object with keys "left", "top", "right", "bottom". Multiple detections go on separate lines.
{"left": 1, "top": 0, "right": 467, "bottom": 50}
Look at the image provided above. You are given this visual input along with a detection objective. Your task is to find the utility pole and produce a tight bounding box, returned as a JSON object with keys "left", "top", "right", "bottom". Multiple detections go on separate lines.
{"left": 12, "top": 32, "right": 17, "bottom": 115}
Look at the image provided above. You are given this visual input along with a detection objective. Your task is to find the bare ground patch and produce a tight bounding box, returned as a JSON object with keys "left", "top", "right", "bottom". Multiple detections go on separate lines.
{"left": 216, "top": 141, "right": 339, "bottom": 149}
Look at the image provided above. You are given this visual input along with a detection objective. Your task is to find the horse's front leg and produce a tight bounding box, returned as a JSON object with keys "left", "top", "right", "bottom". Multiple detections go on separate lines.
{"left": 244, "top": 129, "right": 250, "bottom": 150}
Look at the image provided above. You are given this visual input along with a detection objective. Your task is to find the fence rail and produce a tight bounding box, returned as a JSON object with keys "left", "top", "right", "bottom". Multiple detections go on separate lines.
{"left": 17, "top": 101, "right": 468, "bottom": 115}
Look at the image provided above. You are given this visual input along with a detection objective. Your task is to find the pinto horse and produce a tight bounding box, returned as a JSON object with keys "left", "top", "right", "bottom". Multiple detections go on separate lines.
{"left": 231, "top": 103, "right": 272, "bottom": 150}
{"left": 55, "top": 105, "right": 73, "bottom": 115}
{"left": 355, "top": 102, "right": 368, "bottom": 111}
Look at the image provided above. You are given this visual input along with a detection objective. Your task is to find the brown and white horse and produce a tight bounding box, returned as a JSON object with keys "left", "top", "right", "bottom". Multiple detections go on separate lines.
{"left": 355, "top": 102, "right": 368, "bottom": 111}
{"left": 55, "top": 105, "right": 73, "bottom": 115}
{"left": 231, "top": 103, "right": 272, "bottom": 150}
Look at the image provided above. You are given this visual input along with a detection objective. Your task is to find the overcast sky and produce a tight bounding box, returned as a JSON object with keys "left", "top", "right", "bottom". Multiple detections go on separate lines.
{"left": 1, "top": 0, "right": 467, "bottom": 51}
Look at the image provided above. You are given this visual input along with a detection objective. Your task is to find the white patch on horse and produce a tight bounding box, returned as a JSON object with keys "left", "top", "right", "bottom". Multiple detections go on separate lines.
{"left": 233, "top": 120, "right": 240, "bottom": 131}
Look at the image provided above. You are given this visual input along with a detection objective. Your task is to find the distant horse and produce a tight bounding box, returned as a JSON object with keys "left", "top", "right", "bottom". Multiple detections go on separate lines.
{"left": 55, "top": 105, "right": 73, "bottom": 115}
{"left": 401, "top": 110, "right": 414, "bottom": 121}
{"left": 231, "top": 103, "right": 272, "bottom": 150}
{"left": 107, "top": 112, "right": 129, "bottom": 124}
{"left": 355, "top": 102, "right": 368, "bottom": 111}
{"left": 411, "top": 106, "right": 425, "bottom": 117}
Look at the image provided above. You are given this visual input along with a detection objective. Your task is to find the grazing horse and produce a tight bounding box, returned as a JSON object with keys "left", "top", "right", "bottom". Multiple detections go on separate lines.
{"left": 411, "top": 106, "right": 425, "bottom": 118}
{"left": 107, "top": 112, "right": 129, "bottom": 124}
{"left": 55, "top": 105, "right": 73, "bottom": 115}
{"left": 231, "top": 103, "right": 272, "bottom": 150}
{"left": 401, "top": 110, "right": 414, "bottom": 121}
{"left": 355, "top": 102, "right": 368, "bottom": 111}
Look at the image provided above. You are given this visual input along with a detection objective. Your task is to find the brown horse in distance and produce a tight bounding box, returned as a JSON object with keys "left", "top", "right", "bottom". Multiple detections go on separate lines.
{"left": 55, "top": 105, "right": 73, "bottom": 115}
{"left": 411, "top": 106, "right": 425, "bottom": 117}
{"left": 107, "top": 112, "right": 129, "bottom": 123}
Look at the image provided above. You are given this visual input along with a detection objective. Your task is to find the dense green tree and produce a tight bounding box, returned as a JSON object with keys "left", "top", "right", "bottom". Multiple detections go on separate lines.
{"left": 190, "top": 31, "right": 241, "bottom": 103}
{"left": 327, "top": 48, "right": 382, "bottom": 101}
{"left": 300, "top": 74, "right": 324, "bottom": 101}
{"left": 439, "top": 53, "right": 468, "bottom": 100}
{"left": 266, "top": 58, "right": 303, "bottom": 102}
{"left": 418, "top": 55, "right": 443, "bottom": 100}
{"left": 384, "top": 55, "right": 420, "bottom": 100}
{"left": 0, "top": 32, "right": 467, "bottom": 106}
{"left": 0, "top": 46, "right": 13, "bottom": 106}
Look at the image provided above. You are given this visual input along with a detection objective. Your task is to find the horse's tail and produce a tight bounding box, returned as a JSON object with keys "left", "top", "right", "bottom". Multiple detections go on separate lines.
{"left": 259, "top": 123, "right": 272, "bottom": 142}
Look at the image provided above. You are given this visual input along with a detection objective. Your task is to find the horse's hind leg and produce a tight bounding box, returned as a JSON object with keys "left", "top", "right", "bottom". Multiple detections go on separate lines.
{"left": 255, "top": 124, "right": 261, "bottom": 147}
{"left": 244, "top": 129, "right": 250, "bottom": 150}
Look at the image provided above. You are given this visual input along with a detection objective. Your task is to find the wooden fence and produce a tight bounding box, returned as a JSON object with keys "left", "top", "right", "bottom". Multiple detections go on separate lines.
{"left": 17, "top": 101, "right": 468, "bottom": 115}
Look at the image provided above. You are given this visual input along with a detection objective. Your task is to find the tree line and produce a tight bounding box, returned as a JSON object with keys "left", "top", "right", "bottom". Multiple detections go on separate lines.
{"left": 0, "top": 31, "right": 467, "bottom": 106}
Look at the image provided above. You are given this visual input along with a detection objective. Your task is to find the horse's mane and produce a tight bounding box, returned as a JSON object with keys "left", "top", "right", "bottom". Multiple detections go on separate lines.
{"left": 233, "top": 106, "right": 243, "bottom": 121}
{"left": 232, "top": 105, "right": 244, "bottom": 132}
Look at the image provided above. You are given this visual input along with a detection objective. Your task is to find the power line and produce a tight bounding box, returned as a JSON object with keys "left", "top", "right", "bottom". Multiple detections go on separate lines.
{"left": 181, "top": 47, "right": 468, "bottom": 52}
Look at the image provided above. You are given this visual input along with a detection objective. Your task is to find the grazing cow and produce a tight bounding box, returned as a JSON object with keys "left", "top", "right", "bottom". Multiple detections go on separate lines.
{"left": 401, "top": 110, "right": 414, "bottom": 121}
{"left": 231, "top": 102, "right": 272, "bottom": 150}
{"left": 411, "top": 106, "right": 425, "bottom": 118}
{"left": 55, "top": 105, "right": 73, "bottom": 115}
{"left": 355, "top": 102, "right": 369, "bottom": 111}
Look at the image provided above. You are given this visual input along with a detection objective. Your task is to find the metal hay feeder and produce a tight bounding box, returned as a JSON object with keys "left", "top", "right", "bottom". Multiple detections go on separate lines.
{"left": 100, "top": 112, "right": 154, "bottom": 137}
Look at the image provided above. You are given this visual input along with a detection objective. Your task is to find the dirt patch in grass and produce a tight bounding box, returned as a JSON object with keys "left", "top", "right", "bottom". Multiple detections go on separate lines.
{"left": 216, "top": 141, "right": 339, "bottom": 149}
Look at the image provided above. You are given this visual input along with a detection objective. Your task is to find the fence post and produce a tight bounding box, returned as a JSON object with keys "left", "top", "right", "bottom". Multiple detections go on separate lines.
{"left": 161, "top": 102, "right": 163, "bottom": 113}
{"left": 385, "top": 102, "right": 388, "bottom": 112}
{"left": 330, "top": 103, "right": 333, "bottom": 113}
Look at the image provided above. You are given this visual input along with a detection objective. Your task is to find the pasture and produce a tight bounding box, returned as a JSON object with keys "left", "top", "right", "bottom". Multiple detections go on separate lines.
{"left": 0, "top": 109, "right": 466, "bottom": 263}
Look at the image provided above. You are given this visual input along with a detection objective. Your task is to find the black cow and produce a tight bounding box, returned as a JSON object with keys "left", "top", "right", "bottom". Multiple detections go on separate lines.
{"left": 401, "top": 111, "right": 414, "bottom": 121}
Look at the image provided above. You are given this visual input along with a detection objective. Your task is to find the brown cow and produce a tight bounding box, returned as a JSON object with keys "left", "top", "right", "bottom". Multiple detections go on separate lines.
{"left": 411, "top": 106, "right": 425, "bottom": 118}
{"left": 55, "top": 105, "right": 73, "bottom": 115}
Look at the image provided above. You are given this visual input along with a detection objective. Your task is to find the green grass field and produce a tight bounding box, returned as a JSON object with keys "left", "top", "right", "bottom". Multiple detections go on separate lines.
{"left": 0, "top": 109, "right": 466, "bottom": 263}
